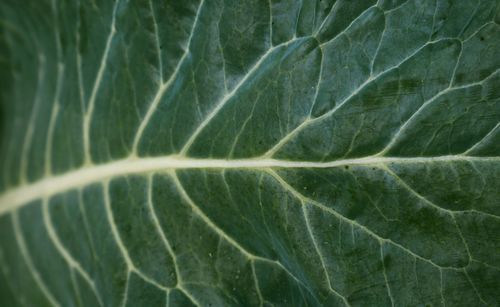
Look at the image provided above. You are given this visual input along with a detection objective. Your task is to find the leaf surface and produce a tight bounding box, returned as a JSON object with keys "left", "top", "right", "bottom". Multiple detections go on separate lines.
{"left": 0, "top": 0, "right": 499, "bottom": 306}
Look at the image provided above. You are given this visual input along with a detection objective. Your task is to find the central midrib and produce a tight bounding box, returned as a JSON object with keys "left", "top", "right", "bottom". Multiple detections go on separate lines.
{"left": 0, "top": 154, "right": 496, "bottom": 215}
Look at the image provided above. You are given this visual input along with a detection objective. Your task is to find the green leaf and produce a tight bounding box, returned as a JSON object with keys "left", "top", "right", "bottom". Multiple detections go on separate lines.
{"left": 1, "top": 0, "right": 499, "bottom": 306}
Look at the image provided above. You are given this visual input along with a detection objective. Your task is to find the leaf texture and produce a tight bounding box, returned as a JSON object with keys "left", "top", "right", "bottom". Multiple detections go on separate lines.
{"left": 0, "top": 0, "right": 499, "bottom": 306}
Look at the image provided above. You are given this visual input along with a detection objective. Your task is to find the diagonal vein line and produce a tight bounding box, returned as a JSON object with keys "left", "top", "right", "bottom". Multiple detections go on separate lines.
{"left": 178, "top": 36, "right": 304, "bottom": 156}
{"left": 377, "top": 67, "right": 500, "bottom": 156}
{"left": 381, "top": 0, "right": 413, "bottom": 15}
{"left": 250, "top": 261, "right": 264, "bottom": 306}
{"left": 314, "top": 0, "right": 341, "bottom": 37}
{"left": 146, "top": 175, "right": 182, "bottom": 287}
{"left": 120, "top": 271, "right": 131, "bottom": 307}
{"left": 322, "top": 5, "right": 382, "bottom": 47}
{"left": 380, "top": 244, "right": 395, "bottom": 307}
{"left": 463, "top": 269, "right": 488, "bottom": 305}
{"left": 172, "top": 172, "right": 318, "bottom": 299}
{"left": 318, "top": 4, "right": 380, "bottom": 47}
{"left": 381, "top": 166, "right": 478, "bottom": 266}
{"left": 12, "top": 211, "right": 61, "bottom": 307}
{"left": 132, "top": 0, "right": 206, "bottom": 154}
{"left": 439, "top": 270, "right": 446, "bottom": 306}
{"left": 264, "top": 37, "right": 458, "bottom": 157}
{"left": 102, "top": 181, "right": 170, "bottom": 292}
{"left": 45, "top": 0, "right": 65, "bottom": 178}
{"left": 294, "top": 0, "right": 304, "bottom": 37}
{"left": 148, "top": 0, "right": 163, "bottom": 83}
{"left": 463, "top": 122, "right": 500, "bottom": 155}
{"left": 83, "top": 0, "right": 120, "bottom": 164}
{"left": 381, "top": 163, "right": 500, "bottom": 220}
{"left": 42, "top": 198, "right": 104, "bottom": 306}
{"left": 302, "top": 204, "right": 350, "bottom": 306}
{"left": 175, "top": 288, "right": 202, "bottom": 307}
{"left": 307, "top": 44, "right": 324, "bottom": 117}
{"left": 102, "top": 182, "right": 135, "bottom": 270}
{"left": 266, "top": 169, "right": 467, "bottom": 271}
{"left": 370, "top": 8, "right": 387, "bottom": 75}
{"left": 45, "top": 63, "right": 64, "bottom": 176}
{"left": 20, "top": 54, "right": 45, "bottom": 183}
{"left": 69, "top": 269, "right": 84, "bottom": 307}
{"left": 380, "top": 166, "right": 456, "bottom": 216}
{"left": 171, "top": 172, "right": 262, "bottom": 260}
{"left": 76, "top": 0, "right": 86, "bottom": 112}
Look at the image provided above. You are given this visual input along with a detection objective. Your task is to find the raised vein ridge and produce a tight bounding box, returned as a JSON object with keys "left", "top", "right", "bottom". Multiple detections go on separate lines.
{"left": 0, "top": 155, "right": 497, "bottom": 216}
